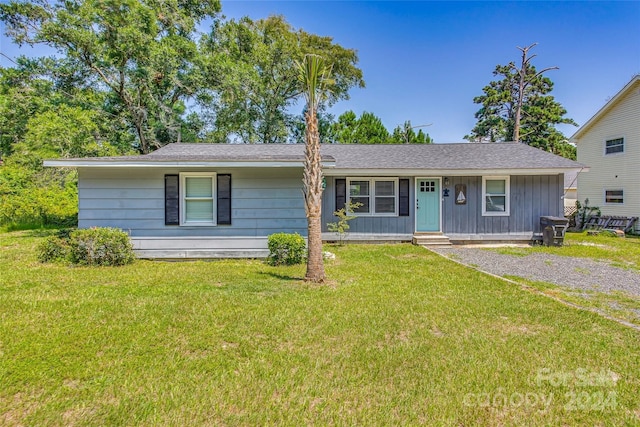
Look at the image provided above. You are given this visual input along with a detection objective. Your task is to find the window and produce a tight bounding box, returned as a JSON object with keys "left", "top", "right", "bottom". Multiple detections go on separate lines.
{"left": 482, "top": 176, "right": 510, "bottom": 216}
{"left": 165, "top": 173, "right": 231, "bottom": 226}
{"left": 348, "top": 178, "right": 398, "bottom": 215}
{"left": 349, "top": 180, "right": 370, "bottom": 213}
{"left": 605, "top": 189, "right": 624, "bottom": 204}
{"left": 180, "top": 173, "right": 216, "bottom": 225}
{"left": 419, "top": 180, "right": 436, "bottom": 193}
{"left": 605, "top": 138, "right": 624, "bottom": 155}
{"left": 375, "top": 180, "right": 396, "bottom": 213}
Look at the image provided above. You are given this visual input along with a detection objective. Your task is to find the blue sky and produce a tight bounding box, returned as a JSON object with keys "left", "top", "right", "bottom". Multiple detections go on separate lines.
{"left": 2, "top": 1, "right": 639, "bottom": 143}
{"left": 220, "top": 1, "right": 640, "bottom": 142}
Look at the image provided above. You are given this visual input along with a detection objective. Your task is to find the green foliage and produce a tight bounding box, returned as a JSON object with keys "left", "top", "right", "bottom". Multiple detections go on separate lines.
{"left": 465, "top": 47, "right": 577, "bottom": 159}
{"left": 575, "top": 198, "right": 601, "bottom": 229}
{"left": 290, "top": 105, "right": 336, "bottom": 144}
{"left": 20, "top": 105, "right": 120, "bottom": 158}
{"left": 332, "top": 110, "right": 388, "bottom": 144}
{"left": 331, "top": 110, "right": 358, "bottom": 144}
{"left": 203, "top": 15, "right": 364, "bottom": 144}
{"left": 67, "top": 227, "right": 135, "bottom": 266}
{"left": 0, "top": 0, "right": 221, "bottom": 153}
{"left": 36, "top": 227, "right": 134, "bottom": 265}
{"left": 0, "top": 157, "right": 78, "bottom": 229}
{"left": 0, "top": 64, "right": 60, "bottom": 157}
{"left": 353, "top": 111, "right": 390, "bottom": 144}
{"left": 296, "top": 54, "right": 335, "bottom": 113}
{"left": 327, "top": 201, "right": 362, "bottom": 244}
{"left": 267, "top": 233, "right": 306, "bottom": 266}
{"left": 0, "top": 61, "right": 137, "bottom": 158}
{"left": 0, "top": 185, "right": 78, "bottom": 229}
{"left": 390, "top": 121, "right": 433, "bottom": 144}
{"left": 0, "top": 61, "right": 135, "bottom": 230}
{"left": 332, "top": 112, "right": 433, "bottom": 144}
{"left": 0, "top": 4, "right": 364, "bottom": 148}
{"left": 36, "top": 235, "right": 71, "bottom": 263}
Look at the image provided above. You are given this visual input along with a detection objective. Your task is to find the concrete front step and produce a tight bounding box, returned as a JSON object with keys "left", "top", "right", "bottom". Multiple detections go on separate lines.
{"left": 412, "top": 233, "right": 452, "bottom": 247}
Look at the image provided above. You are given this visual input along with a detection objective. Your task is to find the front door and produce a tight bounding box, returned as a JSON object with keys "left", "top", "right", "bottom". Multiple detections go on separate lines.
{"left": 416, "top": 179, "right": 440, "bottom": 232}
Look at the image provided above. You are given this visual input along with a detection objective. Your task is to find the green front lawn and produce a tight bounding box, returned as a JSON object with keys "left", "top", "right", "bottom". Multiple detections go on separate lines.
{"left": 1, "top": 231, "right": 639, "bottom": 425}
{"left": 490, "top": 232, "right": 640, "bottom": 327}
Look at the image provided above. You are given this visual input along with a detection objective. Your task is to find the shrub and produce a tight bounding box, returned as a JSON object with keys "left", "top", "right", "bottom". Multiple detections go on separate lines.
{"left": 36, "top": 235, "right": 71, "bottom": 263}
{"left": 267, "top": 233, "right": 306, "bottom": 266}
{"left": 575, "top": 198, "right": 601, "bottom": 230}
{"left": 0, "top": 160, "right": 78, "bottom": 229}
{"left": 68, "top": 227, "right": 135, "bottom": 266}
{"left": 327, "top": 201, "right": 362, "bottom": 245}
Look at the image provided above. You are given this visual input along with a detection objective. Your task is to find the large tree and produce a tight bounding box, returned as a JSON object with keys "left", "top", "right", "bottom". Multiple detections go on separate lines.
{"left": 203, "top": 15, "right": 364, "bottom": 144}
{"left": 331, "top": 112, "right": 433, "bottom": 144}
{"left": 0, "top": 63, "right": 58, "bottom": 157}
{"left": 465, "top": 44, "right": 577, "bottom": 158}
{"left": 0, "top": 57, "right": 134, "bottom": 158}
{"left": 0, "top": 0, "right": 221, "bottom": 153}
{"left": 331, "top": 110, "right": 388, "bottom": 144}
{"left": 297, "top": 54, "right": 333, "bottom": 283}
{"left": 390, "top": 121, "right": 433, "bottom": 144}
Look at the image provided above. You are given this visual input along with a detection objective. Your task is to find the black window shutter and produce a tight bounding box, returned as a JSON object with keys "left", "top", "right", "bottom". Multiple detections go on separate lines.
{"left": 165, "top": 175, "right": 180, "bottom": 225}
{"left": 335, "top": 178, "right": 346, "bottom": 211}
{"left": 399, "top": 178, "right": 410, "bottom": 217}
{"left": 217, "top": 174, "right": 232, "bottom": 225}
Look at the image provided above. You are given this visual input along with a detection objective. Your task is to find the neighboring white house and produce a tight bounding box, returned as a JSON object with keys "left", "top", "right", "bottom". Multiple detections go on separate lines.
{"left": 570, "top": 74, "right": 640, "bottom": 232}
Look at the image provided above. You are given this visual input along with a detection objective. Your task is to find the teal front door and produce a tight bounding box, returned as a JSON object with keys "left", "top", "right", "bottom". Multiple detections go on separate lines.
{"left": 416, "top": 179, "right": 440, "bottom": 232}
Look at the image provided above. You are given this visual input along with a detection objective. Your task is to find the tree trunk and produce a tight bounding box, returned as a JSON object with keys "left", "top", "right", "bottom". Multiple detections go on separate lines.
{"left": 513, "top": 69, "right": 525, "bottom": 143}
{"left": 303, "top": 107, "right": 325, "bottom": 282}
{"left": 513, "top": 47, "right": 527, "bottom": 143}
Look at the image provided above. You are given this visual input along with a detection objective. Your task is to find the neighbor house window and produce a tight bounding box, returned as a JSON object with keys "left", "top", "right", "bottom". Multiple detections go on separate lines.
{"left": 348, "top": 178, "right": 398, "bottom": 215}
{"left": 180, "top": 173, "right": 216, "bottom": 225}
{"left": 605, "top": 137, "right": 624, "bottom": 155}
{"left": 482, "top": 176, "right": 510, "bottom": 216}
{"left": 605, "top": 189, "right": 624, "bottom": 204}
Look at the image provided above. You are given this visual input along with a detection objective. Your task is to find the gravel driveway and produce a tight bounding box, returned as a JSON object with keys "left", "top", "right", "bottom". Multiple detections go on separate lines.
{"left": 432, "top": 247, "right": 640, "bottom": 297}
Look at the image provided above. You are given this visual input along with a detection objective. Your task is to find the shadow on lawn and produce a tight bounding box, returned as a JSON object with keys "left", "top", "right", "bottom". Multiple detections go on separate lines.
{"left": 22, "top": 228, "right": 76, "bottom": 238}
{"left": 259, "top": 270, "right": 305, "bottom": 282}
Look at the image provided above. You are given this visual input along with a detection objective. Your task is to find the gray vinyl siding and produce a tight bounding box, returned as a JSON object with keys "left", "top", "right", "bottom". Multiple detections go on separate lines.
{"left": 322, "top": 174, "right": 563, "bottom": 236}
{"left": 79, "top": 169, "right": 563, "bottom": 241}
{"left": 78, "top": 167, "right": 307, "bottom": 237}
{"left": 442, "top": 175, "right": 563, "bottom": 235}
{"left": 321, "top": 176, "right": 415, "bottom": 234}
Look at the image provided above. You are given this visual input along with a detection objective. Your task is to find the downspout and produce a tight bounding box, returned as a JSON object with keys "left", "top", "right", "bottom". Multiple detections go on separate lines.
{"left": 563, "top": 167, "right": 584, "bottom": 200}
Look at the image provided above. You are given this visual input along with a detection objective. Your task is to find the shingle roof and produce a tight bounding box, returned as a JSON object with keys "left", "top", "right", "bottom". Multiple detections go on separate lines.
{"left": 148, "top": 142, "right": 584, "bottom": 170}
{"left": 148, "top": 143, "right": 313, "bottom": 161}
{"left": 45, "top": 142, "right": 586, "bottom": 171}
{"left": 322, "top": 143, "right": 582, "bottom": 170}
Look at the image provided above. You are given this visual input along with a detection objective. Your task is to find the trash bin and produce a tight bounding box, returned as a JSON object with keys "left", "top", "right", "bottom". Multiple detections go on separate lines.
{"left": 540, "top": 216, "right": 569, "bottom": 246}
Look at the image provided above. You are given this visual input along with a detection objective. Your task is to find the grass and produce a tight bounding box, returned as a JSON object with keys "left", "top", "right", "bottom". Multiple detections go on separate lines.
{"left": 488, "top": 232, "right": 640, "bottom": 328}
{"left": 1, "top": 230, "right": 640, "bottom": 425}
{"left": 510, "top": 278, "right": 640, "bottom": 328}
{"left": 491, "top": 231, "right": 640, "bottom": 270}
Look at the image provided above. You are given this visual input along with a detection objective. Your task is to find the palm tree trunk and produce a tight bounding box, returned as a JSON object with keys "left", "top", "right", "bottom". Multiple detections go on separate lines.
{"left": 303, "top": 107, "right": 325, "bottom": 282}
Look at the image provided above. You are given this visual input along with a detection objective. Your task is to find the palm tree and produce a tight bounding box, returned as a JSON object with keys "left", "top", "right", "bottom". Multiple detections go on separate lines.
{"left": 296, "top": 54, "right": 333, "bottom": 283}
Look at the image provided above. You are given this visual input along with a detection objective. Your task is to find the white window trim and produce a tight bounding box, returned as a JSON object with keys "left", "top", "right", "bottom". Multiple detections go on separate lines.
{"left": 347, "top": 177, "right": 399, "bottom": 216}
{"left": 604, "top": 136, "right": 625, "bottom": 156}
{"left": 180, "top": 172, "right": 217, "bottom": 226}
{"left": 482, "top": 176, "right": 510, "bottom": 217}
{"left": 604, "top": 189, "right": 624, "bottom": 205}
